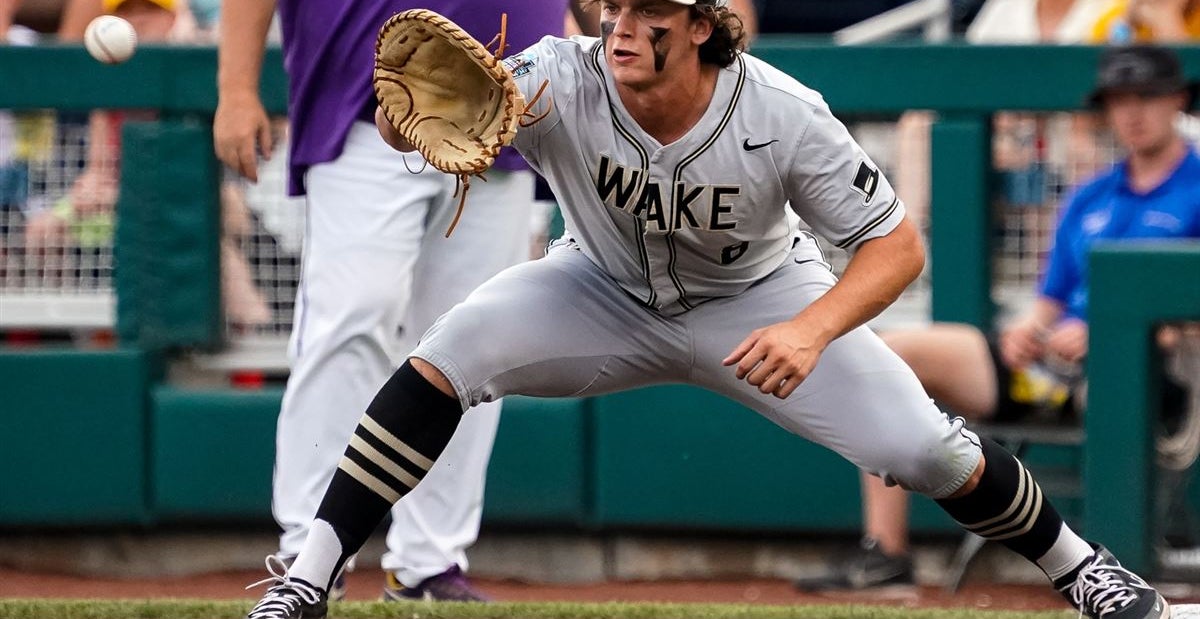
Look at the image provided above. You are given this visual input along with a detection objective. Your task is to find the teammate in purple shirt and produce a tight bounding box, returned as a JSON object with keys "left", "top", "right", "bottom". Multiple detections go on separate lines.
{"left": 215, "top": 0, "right": 566, "bottom": 601}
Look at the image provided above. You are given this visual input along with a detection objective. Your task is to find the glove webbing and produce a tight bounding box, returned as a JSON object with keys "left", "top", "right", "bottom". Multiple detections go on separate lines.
{"left": 443, "top": 14, "right": 553, "bottom": 237}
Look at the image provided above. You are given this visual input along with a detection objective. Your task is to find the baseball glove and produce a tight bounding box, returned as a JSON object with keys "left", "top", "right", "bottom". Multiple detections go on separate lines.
{"left": 374, "top": 9, "right": 546, "bottom": 236}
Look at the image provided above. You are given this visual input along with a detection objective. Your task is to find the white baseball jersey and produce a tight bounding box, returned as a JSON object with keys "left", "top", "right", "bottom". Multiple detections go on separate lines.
{"left": 504, "top": 36, "right": 905, "bottom": 315}
{"left": 413, "top": 37, "right": 980, "bottom": 499}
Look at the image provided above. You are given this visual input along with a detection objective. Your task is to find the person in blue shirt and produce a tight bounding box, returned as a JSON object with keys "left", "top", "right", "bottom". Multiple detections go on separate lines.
{"left": 797, "top": 43, "right": 1200, "bottom": 592}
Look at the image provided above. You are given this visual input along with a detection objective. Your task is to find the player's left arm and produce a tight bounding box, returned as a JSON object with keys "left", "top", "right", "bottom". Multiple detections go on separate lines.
{"left": 725, "top": 100, "right": 916, "bottom": 399}
{"left": 724, "top": 216, "right": 923, "bottom": 399}
{"left": 794, "top": 213, "right": 925, "bottom": 339}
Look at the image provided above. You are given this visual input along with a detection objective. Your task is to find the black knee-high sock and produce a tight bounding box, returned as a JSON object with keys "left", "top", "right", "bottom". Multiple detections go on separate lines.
{"left": 314, "top": 361, "right": 463, "bottom": 581}
{"left": 936, "top": 438, "right": 1065, "bottom": 562}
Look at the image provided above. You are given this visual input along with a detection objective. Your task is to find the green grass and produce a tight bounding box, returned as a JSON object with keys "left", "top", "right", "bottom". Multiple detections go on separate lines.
{"left": 0, "top": 599, "right": 1073, "bottom": 619}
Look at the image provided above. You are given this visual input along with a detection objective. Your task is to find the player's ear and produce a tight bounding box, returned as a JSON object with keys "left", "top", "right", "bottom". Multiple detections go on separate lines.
{"left": 1173, "top": 90, "right": 1190, "bottom": 113}
{"left": 689, "top": 10, "right": 714, "bottom": 46}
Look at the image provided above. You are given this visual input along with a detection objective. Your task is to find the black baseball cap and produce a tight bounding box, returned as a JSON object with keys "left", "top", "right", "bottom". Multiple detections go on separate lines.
{"left": 1086, "top": 44, "right": 1198, "bottom": 108}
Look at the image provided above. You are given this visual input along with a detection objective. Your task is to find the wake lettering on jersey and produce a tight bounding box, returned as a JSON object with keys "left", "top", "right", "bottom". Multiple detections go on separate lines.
{"left": 586, "top": 44, "right": 750, "bottom": 309}
{"left": 595, "top": 156, "right": 742, "bottom": 233}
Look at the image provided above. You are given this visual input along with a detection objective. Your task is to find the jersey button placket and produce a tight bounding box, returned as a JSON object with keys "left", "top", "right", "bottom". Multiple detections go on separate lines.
{"left": 642, "top": 156, "right": 673, "bottom": 310}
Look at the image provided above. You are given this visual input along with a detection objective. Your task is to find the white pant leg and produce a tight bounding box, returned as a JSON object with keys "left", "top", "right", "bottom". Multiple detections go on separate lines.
{"left": 411, "top": 245, "right": 689, "bottom": 408}
{"left": 382, "top": 170, "right": 536, "bottom": 585}
{"left": 685, "top": 257, "right": 982, "bottom": 499}
{"left": 410, "top": 242, "right": 979, "bottom": 501}
{"left": 274, "top": 123, "right": 453, "bottom": 556}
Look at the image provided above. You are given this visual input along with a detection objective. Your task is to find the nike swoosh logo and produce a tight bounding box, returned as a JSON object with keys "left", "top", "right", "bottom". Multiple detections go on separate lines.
{"left": 742, "top": 138, "right": 778, "bottom": 152}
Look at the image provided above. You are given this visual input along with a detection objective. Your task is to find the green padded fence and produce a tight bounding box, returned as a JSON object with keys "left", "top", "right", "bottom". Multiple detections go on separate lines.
{"left": 1087, "top": 242, "right": 1200, "bottom": 573}
{"left": 0, "top": 349, "right": 157, "bottom": 525}
{"left": 482, "top": 397, "right": 593, "bottom": 526}
{"left": 150, "top": 389, "right": 592, "bottom": 525}
{"left": 115, "top": 120, "right": 222, "bottom": 351}
{"left": 151, "top": 387, "right": 284, "bottom": 520}
{"left": 590, "top": 385, "right": 862, "bottom": 531}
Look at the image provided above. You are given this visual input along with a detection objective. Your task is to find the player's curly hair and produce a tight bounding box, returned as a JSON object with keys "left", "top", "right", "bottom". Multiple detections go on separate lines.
{"left": 694, "top": 4, "right": 746, "bottom": 68}
{"left": 579, "top": 1, "right": 746, "bottom": 68}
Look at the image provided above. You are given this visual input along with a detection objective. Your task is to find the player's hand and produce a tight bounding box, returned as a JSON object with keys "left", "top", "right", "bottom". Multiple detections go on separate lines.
{"left": 999, "top": 319, "right": 1045, "bottom": 370}
{"left": 722, "top": 319, "right": 829, "bottom": 400}
{"left": 374, "top": 106, "right": 416, "bottom": 153}
{"left": 1045, "top": 319, "right": 1088, "bottom": 364}
{"left": 214, "top": 90, "right": 273, "bottom": 182}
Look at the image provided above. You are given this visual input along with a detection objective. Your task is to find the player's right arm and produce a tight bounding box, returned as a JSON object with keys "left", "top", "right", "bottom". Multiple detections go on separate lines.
{"left": 213, "top": 0, "right": 276, "bottom": 182}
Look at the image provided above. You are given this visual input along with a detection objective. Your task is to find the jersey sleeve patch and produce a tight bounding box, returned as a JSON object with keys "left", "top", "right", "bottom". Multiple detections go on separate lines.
{"left": 850, "top": 160, "right": 880, "bottom": 205}
{"left": 503, "top": 51, "right": 537, "bottom": 78}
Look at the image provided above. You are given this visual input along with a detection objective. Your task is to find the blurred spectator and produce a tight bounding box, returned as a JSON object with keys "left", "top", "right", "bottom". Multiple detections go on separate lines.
{"left": 799, "top": 44, "right": 1200, "bottom": 592}
{"left": 221, "top": 181, "right": 272, "bottom": 329}
{"left": 969, "top": 0, "right": 1109, "bottom": 40}
{"left": 1, "top": 10, "right": 53, "bottom": 283}
{"left": 22, "top": 0, "right": 173, "bottom": 281}
{"left": 1092, "top": 0, "right": 1200, "bottom": 42}
{"left": 24, "top": 0, "right": 174, "bottom": 257}
{"left": 19, "top": 0, "right": 270, "bottom": 326}
{"left": 895, "top": 0, "right": 1111, "bottom": 230}
{"left": 4, "top": 0, "right": 103, "bottom": 39}
{"left": 1090, "top": 0, "right": 1200, "bottom": 149}
{"left": 1084, "top": 0, "right": 1200, "bottom": 207}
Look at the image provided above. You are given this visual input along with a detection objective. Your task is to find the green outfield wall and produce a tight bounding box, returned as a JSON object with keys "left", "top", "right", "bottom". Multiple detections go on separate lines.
{"left": 1, "top": 43, "right": 1198, "bottom": 575}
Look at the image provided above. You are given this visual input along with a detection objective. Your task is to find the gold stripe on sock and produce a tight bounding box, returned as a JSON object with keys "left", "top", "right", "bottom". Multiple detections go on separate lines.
{"left": 338, "top": 457, "right": 401, "bottom": 503}
{"left": 983, "top": 481, "right": 1044, "bottom": 541}
{"left": 349, "top": 434, "right": 420, "bottom": 490}
{"left": 360, "top": 415, "right": 435, "bottom": 472}
{"left": 960, "top": 461, "right": 1029, "bottom": 531}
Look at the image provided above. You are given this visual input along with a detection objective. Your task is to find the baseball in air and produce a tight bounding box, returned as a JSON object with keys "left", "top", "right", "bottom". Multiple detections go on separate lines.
{"left": 84, "top": 15, "right": 138, "bottom": 64}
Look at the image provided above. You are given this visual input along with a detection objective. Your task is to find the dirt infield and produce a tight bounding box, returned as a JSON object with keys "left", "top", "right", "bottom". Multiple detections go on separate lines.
{"left": 3, "top": 566, "right": 1198, "bottom": 613}
{"left": 0, "top": 567, "right": 1087, "bottom": 610}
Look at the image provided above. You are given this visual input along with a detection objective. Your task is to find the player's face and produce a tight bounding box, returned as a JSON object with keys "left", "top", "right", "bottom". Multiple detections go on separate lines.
{"left": 1103, "top": 90, "right": 1187, "bottom": 156}
{"left": 599, "top": 0, "right": 712, "bottom": 89}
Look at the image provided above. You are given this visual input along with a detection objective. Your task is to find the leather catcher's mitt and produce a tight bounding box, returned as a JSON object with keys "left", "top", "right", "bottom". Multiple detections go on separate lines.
{"left": 374, "top": 9, "right": 535, "bottom": 236}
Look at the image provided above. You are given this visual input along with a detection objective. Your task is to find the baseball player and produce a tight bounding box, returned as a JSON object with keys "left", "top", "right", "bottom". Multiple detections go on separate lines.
{"left": 245, "top": 1, "right": 1200, "bottom": 618}
{"left": 214, "top": 0, "right": 565, "bottom": 601}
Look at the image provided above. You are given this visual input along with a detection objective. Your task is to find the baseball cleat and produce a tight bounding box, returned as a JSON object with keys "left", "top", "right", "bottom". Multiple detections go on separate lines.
{"left": 271, "top": 553, "right": 347, "bottom": 601}
{"left": 1055, "top": 545, "right": 1167, "bottom": 619}
{"left": 793, "top": 536, "right": 914, "bottom": 591}
{"left": 382, "top": 564, "right": 489, "bottom": 602}
{"left": 245, "top": 555, "right": 329, "bottom": 619}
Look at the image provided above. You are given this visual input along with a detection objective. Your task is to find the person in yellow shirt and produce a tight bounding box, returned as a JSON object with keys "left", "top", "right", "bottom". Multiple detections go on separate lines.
{"left": 1092, "top": 0, "right": 1200, "bottom": 42}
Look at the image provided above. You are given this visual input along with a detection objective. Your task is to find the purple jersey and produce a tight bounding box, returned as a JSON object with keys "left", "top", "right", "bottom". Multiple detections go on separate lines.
{"left": 277, "top": 0, "right": 566, "bottom": 196}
